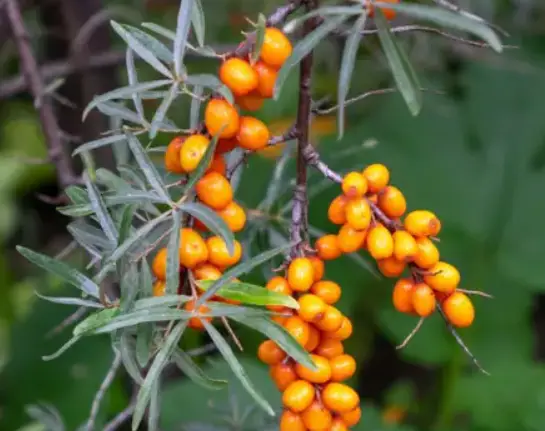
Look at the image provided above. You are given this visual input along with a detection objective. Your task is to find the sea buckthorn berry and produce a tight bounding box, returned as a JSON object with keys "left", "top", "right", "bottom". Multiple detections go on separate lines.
{"left": 280, "top": 410, "right": 306, "bottom": 431}
{"left": 287, "top": 257, "right": 315, "bottom": 292}
{"left": 393, "top": 230, "right": 418, "bottom": 262}
{"left": 443, "top": 291, "right": 475, "bottom": 328}
{"left": 204, "top": 99, "right": 240, "bottom": 139}
{"left": 215, "top": 138, "right": 238, "bottom": 154}
{"left": 315, "top": 235, "right": 342, "bottom": 260}
{"left": 205, "top": 154, "right": 226, "bottom": 176}
{"left": 282, "top": 380, "right": 315, "bottom": 413}
{"left": 301, "top": 400, "right": 333, "bottom": 431}
{"left": 305, "top": 325, "right": 321, "bottom": 352}
{"left": 309, "top": 256, "right": 324, "bottom": 282}
{"left": 206, "top": 237, "right": 242, "bottom": 269}
{"left": 284, "top": 316, "right": 311, "bottom": 347}
{"left": 366, "top": 0, "right": 399, "bottom": 20}
{"left": 237, "top": 116, "right": 270, "bottom": 150}
{"left": 165, "top": 136, "right": 185, "bottom": 173}
{"left": 261, "top": 27, "right": 292, "bottom": 69}
{"left": 152, "top": 280, "right": 166, "bottom": 297}
{"left": 258, "top": 339, "right": 286, "bottom": 365}
{"left": 328, "top": 195, "right": 348, "bottom": 225}
{"left": 184, "top": 300, "right": 211, "bottom": 331}
{"left": 315, "top": 338, "right": 344, "bottom": 359}
{"left": 179, "top": 134, "right": 210, "bottom": 173}
{"left": 152, "top": 247, "right": 168, "bottom": 280}
{"left": 179, "top": 228, "right": 208, "bottom": 268}
{"left": 298, "top": 294, "right": 327, "bottom": 323}
{"left": 363, "top": 163, "right": 390, "bottom": 193}
{"left": 414, "top": 237, "right": 440, "bottom": 269}
{"left": 266, "top": 276, "right": 292, "bottom": 312}
{"left": 330, "top": 354, "right": 357, "bottom": 382}
{"left": 270, "top": 362, "right": 297, "bottom": 391}
{"left": 424, "top": 261, "right": 460, "bottom": 294}
{"left": 235, "top": 91, "right": 264, "bottom": 112}
{"left": 272, "top": 315, "right": 289, "bottom": 326}
{"left": 338, "top": 224, "right": 367, "bottom": 254}
{"left": 315, "top": 306, "right": 343, "bottom": 332}
{"left": 217, "top": 201, "right": 246, "bottom": 233}
{"left": 392, "top": 278, "right": 416, "bottom": 314}
{"left": 219, "top": 57, "right": 258, "bottom": 96}
{"left": 345, "top": 198, "right": 372, "bottom": 231}
{"left": 193, "top": 263, "right": 222, "bottom": 281}
{"left": 295, "top": 354, "right": 332, "bottom": 384}
{"left": 367, "top": 224, "right": 394, "bottom": 260}
{"left": 341, "top": 407, "right": 362, "bottom": 427}
{"left": 325, "top": 316, "right": 353, "bottom": 341}
{"left": 411, "top": 283, "right": 436, "bottom": 317}
{"left": 378, "top": 186, "right": 406, "bottom": 218}
{"left": 196, "top": 172, "right": 233, "bottom": 210}
{"left": 322, "top": 382, "right": 360, "bottom": 413}
{"left": 342, "top": 172, "right": 368, "bottom": 198}
{"left": 253, "top": 61, "right": 277, "bottom": 98}
{"left": 377, "top": 256, "right": 406, "bottom": 278}
{"left": 311, "top": 280, "right": 341, "bottom": 305}
{"left": 331, "top": 418, "right": 349, "bottom": 431}
{"left": 404, "top": 210, "right": 442, "bottom": 237}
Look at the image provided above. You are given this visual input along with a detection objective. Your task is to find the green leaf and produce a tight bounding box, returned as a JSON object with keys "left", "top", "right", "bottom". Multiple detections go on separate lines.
{"left": 141, "top": 259, "right": 154, "bottom": 298}
{"left": 42, "top": 336, "right": 82, "bottom": 361}
{"left": 65, "top": 185, "right": 88, "bottom": 205}
{"left": 191, "top": 0, "right": 205, "bottom": 47}
{"left": 118, "top": 332, "right": 145, "bottom": 384}
{"left": 274, "top": 15, "right": 349, "bottom": 100}
{"left": 141, "top": 22, "right": 176, "bottom": 40}
{"left": 166, "top": 211, "right": 181, "bottom": 295}
{"left": 171, "top": 349, "right": 227, "bottom": 390}
{"left": 87, "top": 309, "right": 191, "bottom": 334}
{"left": 73, "top": 308, "right": 120, "bottom": 336}
{"left": 34, "top": 292, "right": 104, "bottom": 309}
{"left": 17, "top": 246, "right": 100, "bottom": 299}
{"left": 337, "top": 14, "right": 367, "bottom": 139}
{"left": 284, "top": 5, "right": 363, "bottom": 31}
{"left": 118, "top": 204, "right": 137, "bottom": 245}
{"left": 185, "top": 74, "right": 234, "bottom": 105}
{"left": 59, "top": 191, "right": 163, "bottom": 217}
{"left": 111, "top": 21, "right": 173, "bottom": 78}
{"left": 96, "top": 101, "right": 143, "bottom": 125}
{"left": 202, "top": 321, "right": 274, "bottom": 416}
{"left": 132, "top": 322, "right": 187, "bottom": 430}
{"left": 136, "top": 324, "right": 153, "bottom": 368}
{"left": 189, "top": 85, "right": 203, "bottom": 129}
{"left": 149, "top": 83, "right": 179, "bottom": 139}
{"left": 83, "top": 172, "right": 118, "bottom": 245}
{"left": 250, "top": 14, "right": 267, "bottom": 64}
{"left": 375, "top": 9, "right": 422, "bottom": 116}
{"left": 73, "top": 134, "right": 129, "bottom": 156}
{"left": 133, "top": 295, "right": 192, "bottom": 310}
{"left": 125, "top": 24, "right": 174, "bottom": 63}
{"left": 182, "top": 127, "right": 221, "bottom": 192}
{"left": 67, "top": 221, "right": 111, "bottom": 251}
{"left": 126, "top": 48, "right": 145, "bottom": 121}
{"left": 173, "top": 0, "right": 194, "bottom": 76}
{"left": 120, "top": 263, "right": 139, "bottom": 312}
{"left": 147, "top": 380, "right": 161, "bottom": 431}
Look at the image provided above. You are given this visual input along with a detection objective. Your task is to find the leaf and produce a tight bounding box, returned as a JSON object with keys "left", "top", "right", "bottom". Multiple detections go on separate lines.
{"left": 284, "top": 5, "right": 364, "bottom": 31}
{"left": 189, "top": 85, "right": 203, "bottom": 129}
{"left": 126, "top": 48, "right": 145, "bottom": 121}
{"left": 96, "top": 101, "right": 143, "bottom": 125}
{"left": 73, "top": 308, "right": 120, "bottom": 336}
{"left": 166, "top": 211, "right": 181, "bottom": 295}
{"left": 34, "top": 292, "right": 104, "bottom": 309}
{"left": 65, "top": 185, "right": 88, "bottom": 205}
{"left": 133, "top": 295, "right": 192, "bottom": 310}
{"left": 17, "top": 246, "right": 100, "bottom": 299}
{"left": 337, "top": 14, "right": 367, "bottom": 139}
{"left": 42, "top": 336, "right": 82, "bottom": 361}
{"left": 141, "top": 22, "right": 176, "bottom": 40}
{"left": 118, "top": 332, "right": 145, "bottom": 384}
{"left": 250, "top": 14, "right": 267, "bottom": 64}
{"left": 202, "top": 321, "right": 274, "bottom": 416}
{"left": 375, "top": 9, "right": 422, "bottom": 116}
{"left": 67, "top": 221, "right": 112, "bottom": 251}
{"left": 171, "top": 349, "right": 227, "bottom": 390}
{"left": 111, "top": 21, "right": 173, "bottom": 78}
{"left": 120, "top": 263, "right": 139, "bottom": 312}
{"left": 59, "top": 191, "right": 163, "bottom": 217}
{"left": 132, "top": 322, "right": 187, "bottom": 430}
{"left": 185, "top": 74, "right": 234, "bottom": 105}
{"left": 136, "top": 324, "right": 153, "bottom": 368}
{"left": 83, "top": 172, "right": 118, "bottom": 245}
{"left": 87, "top": 309, "right": 191, "bottom": 334}
{"left": 173, "top": 0, "right": 194, "bottom": 76}
{"left": 150, "top": 83, "right": 179, "bottom": 139}
{"left": 147, "top": 380, "right": 161, "bottom": 431}
{"left": 73, "top": 134, "right": 129, "bottom": 156}
{"left": 191, "top": 0, "right": 205, "bottom": 47}
{"left": 118, "top": 204, "right": 137, "bottom": 245}
{"left": 124, "top": 24, "right": 174, "bottom": 64}
{"left": 141, "top": 259, "right": 154, "bottom": 298}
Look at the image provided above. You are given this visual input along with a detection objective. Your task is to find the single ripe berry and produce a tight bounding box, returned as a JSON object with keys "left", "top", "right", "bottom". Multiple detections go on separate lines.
{"left": 260, "top": 27, "right": 292, "bottom": 69}
{"left": 404, "top": 210, "right": 442, "bottom": 237}
{"left": 298, "top": 294, "right": 327, "bottom": 323}
{"left": 443, "top": 291, "right": 475, "bottom": 328}
{"left": 179, "top": 134, "right": 210, "bottom": 173}
{"left": 367, "top": 224, "right": 394, "bottom": 260}
{"left": 345, "top": 198, "right": 372, "bottom": 231}
{"left": 324, "top": 316, "right": 353, "bottom": 341}
{"left": 215, "top": 138, "right": 238, "bottom": 154}
{"left": 282, "top": 380, "right": 315, "bottom": 413}
{"left": 311, "top": 280, "right": 341, "bottom": 305}
{"left": 328, "top": 195, "right": 348, "bottom": 225}
{"left": 366, "top": 0, "right": 399, "bottom": 20}
{"left": 411, "top": 283, "right": 436, "bottom": 317}
{"left": 392, "top": 278, "right": 416, "bottom": 314}
{"left": 315, "top": 306, "right": 343, "bottom": 333}
{"left": 257, "top": 339, "right": 286, "bottom": 365}
{"left": 236, "top": 91, "right": 264, "bottom": 112}
{"left": 377, "top": 256, "right": 407, "bottom": 278}
{"left": 196, "top": 172, "right": 233, "bottom": 210}
{"left": 284, "top": 316, "right": 311, "bottom": 347}
{"left": 217, "top": 201, "right": 246, "bottom": 233}
{"left": 331, "top": 418, "right": 349, "bottom": 431}
{"left": 237, "top": 116, "right": 270, "bottom": 150}
{"left": 193, "top": 263, "right": 222, "bottom": 281}
{"left": 287, "top": 257, "right": 315, "bottom": 292}
{"left": 393, "top": 230, "right": 418, "bottom": 262}
{"left": 322, "top": 382, "right": 360, "bottom": 413}
{"left": 330, "top": 354, "right": 357, "bottom": 382}
{"left": 266, "top": 276, "right": 292, "bottom": 312}
{"left": 309, "top": 256, "right": 324, "bottom": 282}
{"left": 206, "top": 236, "right": 242, "bottom": 269}
{"left": 341, "top": 407, "right": 362, "bottom": 427}
{"left": 295, "top": 354, "right": 332, "bottom": 384}
{"left": 204, "top": 99, "right": 240, "bottom": 139}
{"left": 378, "top": 186, "right": 406, "bottom": 218}
{"left": 206, "top": 154, "right": 226, "bottom": 176}
{"left": 164, "top": 136, "right": 185, "bottom": 173}
{"left": 305, "top": 325, "right": 321, "bottom": 352}
{"left": 414, "top": 237, "right": 440, "bottom": 269}
{"left": 152, "top": 247, "right": 168, "bottom": 280}
{"left": 280, "top": 410, "right": 306, "bottom": 431}
{"left": 424, "top": 261, "right": 460, "bottom": 294}
{"left": 253, "top": 61, "right": 277, "bottom": 98}
{"left": 270, "top": 361, "right": 297, "bottom": 391}
{"left": 315, "top": 235, "right": 342, "bottom": 260}
{"left": 342, "top": 172, "right": 368, "bottom": 198}
{"left": 315, "top": 338, "right": 344, "bottom": 359}
{"left": 184, "top": 300, "right": 211, "bottom": 330}
{"left": 179, "top": 228, "right": 208, "bottom": 268}
{"left": 301, "top": 400, "right": 333, "bottom": 431}
{"left": 152, "top": 280, "right": 165, "bottom": 297}
{"left": 219, "top": 57, "right": 258, "bottom": 96}
{"left": 363, "top": 163, "right": 390, "bottom": 193}
{"left": 337, "top": 223, "right": 367, "bottom": 254}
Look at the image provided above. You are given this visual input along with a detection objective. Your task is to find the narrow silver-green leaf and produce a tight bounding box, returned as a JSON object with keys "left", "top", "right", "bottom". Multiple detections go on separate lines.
{"left": 59, "top": 191, "right": 163, "bottom": 217}
{"left": 118, "top": 204, "right": 137, "bottom": 245}
{"left": 35, "top": 292, "right": 104, "bottom": 309}
{"left": 65, "top": 185, "right": 88, "bottom": 205}
{"left": 67, "top": 221, "right": 112, "bottom": 251}
{"left": 126, "top": 49, "right": 145, "bottom": 121}
{"left": 182, "top": 127, "right": 221, "bottom": 193}
{"left": 185, "top": 74, "right": 234, "bottom": 104}
{"left": 165, "top": 211, "right": 181, "bottom": 295}
{"left": 147, "top": 380, "right": 161, "bottom": 431}
{"left": 133, "top": 295, "right": 192, "bottom": 311}
{"left": 90, "top": 309, "right": 191, "bottom": 334}
{"left": 42, "top": 336, "right": 82, "bottom": 361}
{"left": 171, "top": 349, "right": 227, "bottom": 390}
{"left": 136, "top": 324, "right": 153, "bottom": 368}
{"left": 173, "top": 0, "right": 194, "bottom": 76}
{"left": 118, "top": 333, "right": 145, "bottom": 384}
{"left": 83, "top": 172, "right": 118, "bottom": 245}
{"left": 191, "top": 0, "right": 205, "bottom": 47}
{"left": 284, "top": 5, "right": 364, "bottom": 31}
{"left": 189, "top": 85, "right": 203, "bottom": 129}
{"left": 96, "top": 101, "right": 143, "bottom": 125}
{"left": 141, "top": 22, "right": 176, "bottom": 40}
{"left": 150, "top": 83, "right": 179, "bottom": 139}
{"left": 123, "top": 25, "right": 174, "bottom": 63}
{"left": 73, "top": 134, "right": 128, "bottom": 156}
{"left": 73, "top": 308, "right": 120, "bottom": 336}
{"left": 120, "top": 263, "right": 139, "bottom": 312}
{"left": 141, "top": 259, "right": 154, "bottom": 297}
{"left": 250, "top": 14, "right": 267, "bottom": 64}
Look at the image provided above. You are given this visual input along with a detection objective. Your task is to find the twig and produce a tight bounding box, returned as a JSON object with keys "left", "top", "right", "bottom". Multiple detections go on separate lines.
{"left": 103, "top": 401, "right": 136, "bottom": 431}
{"left": 396, "top": 317, "right": 424, "bottom": 349}
{"left": 46, "top": 305, "right": 89, "bottom": 338}
{"left": 221, "top": 316, "right": 244, "bottom": 351}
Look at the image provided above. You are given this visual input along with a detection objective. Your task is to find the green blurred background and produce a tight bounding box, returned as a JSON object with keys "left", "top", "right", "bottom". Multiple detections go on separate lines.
{"left": 2, "top": 0, "right": 545, "bottom": 430}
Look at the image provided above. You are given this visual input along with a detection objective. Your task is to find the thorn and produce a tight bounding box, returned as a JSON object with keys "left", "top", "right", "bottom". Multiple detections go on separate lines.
{"left": 458, "top": 289, "right": 494, "bottom": 299}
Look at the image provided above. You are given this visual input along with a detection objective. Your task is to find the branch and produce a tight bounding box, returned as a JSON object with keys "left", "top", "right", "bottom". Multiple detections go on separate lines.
{"left": 103, "top": 401, "right": 136, "bottom": 431}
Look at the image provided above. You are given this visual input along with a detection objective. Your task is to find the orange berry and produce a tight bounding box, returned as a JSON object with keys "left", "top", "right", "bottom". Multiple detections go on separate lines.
{"left": 284, "top": 316, "right": 311, "bottom": 347}
{"left": 266, "top": 276, "right": 292, "bottom": 312}
{"left": 315, "top": 338, "right": 344, "bottom": 359}
{"left": 260, "top": 27, "right": 292, "bottom": 69}
{"left": 152, "top": 280, "right": 166, "bottom": 297}
{"left": 179, "top": 134, "right": 210, "bottom": 173}
{"left": 282, "top": 380, "right": 315, "bottom": 413}
{"left": 315, "top": 235, "right": 342, "bottom": 260}
{"left": 325, "top": 316, "right": 353, "bottom": 341}
{"left": 393, "top": 230, "right": 418, "bottom": 262}
{"left": 193, "top": 263, "right": 222, "bottom": 281}
{"left": 342, "top": 172, "right": 368, "bottom": 198}
{"left": 392, "top": 278, "right": 416, "bottom": 314}
{"left": 164, "top": 136, "right": 185, "bottom": 173}
{"left": 367, "top": 224, "right": 394, "bottom": 260}
{"left": 253, "top": 60, "right": 277, "bottom": 98}
{"left": 330, "top": 354, "right": 357, "bottom": 382}
{"left": 328, "top": 195, "right": 348, "bottom": 225}
{"left": 345, "top": 198, "right": 372, "bottom": 231}
{"left": 235, "top": 91, "right": 264, "bottom": 111}
{"left": 311, "top": 280, "right": 341, "bottom": 305}
{"left": 404, "top": 210, "right": 441, "bottom": 237}
{"left": 424, "top": 262, "right": 460, "bottom": 294}
{"left": 377, "top": 256, "right": 406, "bottom": 278}
{"left": 411, "top": 283, "right": 436, "bottom": 317}
{"left": 331, "top": 418, "right": 349, "bottom": 431}
{"left": 301, "top": 400, "right": 333, "bottom": 431}
{"left": 363, "top": 163, "right": 390, "bottom": 193}
{"left": 216, "top": 201, "right": 246, "bottom": 233}
{"left": 152, "top": 247, "right": 168, "bottom": 280}
{"left": 298, "top": 294, "right": 327, "bottom": 323}
{"left": 280, "top": 410, "right": 306, "bottom": 431}
{"left": 272, "top": 315, "right": 290, "bottom": 326}
{"left": 366, "top": 0, "right": 399, "bottom": 20}
{"left": 295, "top": 354, "right": 332, "bottom": 384}
{"left": 378, "top": 186, "right": 407, "bottom": 218}
{"left": 341, "top": 407, "right": 362, "bottom": 427}
{"left": 206, "top": 154, "right": 226, "bottom": 176}
{"left": 414, "top": 237, "right": 440, "bottom": 269}
{"left": 305, "top": 325, "right": 321, "bottom": 352}
{"left": 215, "top": 138, "right": 238, "bottom": 154}
{"left": 315, "top": 306, "right": 343, "bottom": 333}
{"left": 184, "top": 300, "right": 211, "bottom": 330}
{"left": 179, "top": 228, "right": 208, "bottom": 268}
{"left": 309, "top": 256, "right": 324, "bottom": 282}
{"left": 236, "top": 116, "right": 270, "bottom": 150}
{"left": 206, "top": 236, "right": 242, "bottom": 269}
{"left": 322, "top": 382, "right": 360, "bottom": 413}
{"left": 219, "top": 57, "right": 258, "bottom": 96}
{"left": 258, "top": 339, "right": 286, "bottom": 365}
{"left": 196, "top": 172, "right": 233, "bottom": 210}
{"left": 337, "top": 224, "right": 367, "bottom": 254}
{"left": 204, "top": 99, "right": 240, "bottom": 139}
{"left": 270, "top": 361, "right": 297, "bottom": 391}
{"left": 287, "top": 257, "right": 315, "bottom": 292}
{"left": 443, "top": 291, "right": 475, "bottom": 328}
